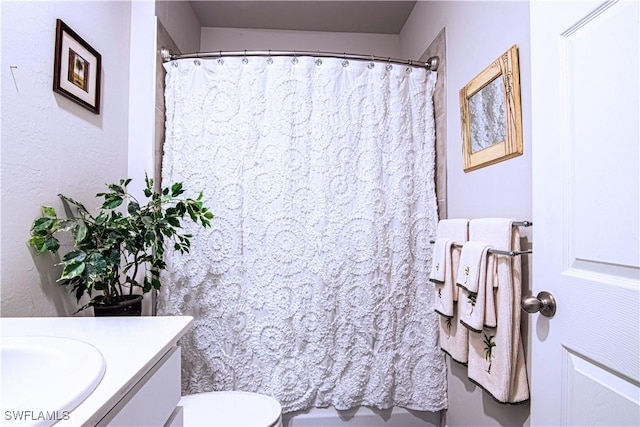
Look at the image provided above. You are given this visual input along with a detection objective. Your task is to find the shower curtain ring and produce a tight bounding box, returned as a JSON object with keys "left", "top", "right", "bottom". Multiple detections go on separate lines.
{"left": 368, "top": 54, "right": 375, "bottom": 69}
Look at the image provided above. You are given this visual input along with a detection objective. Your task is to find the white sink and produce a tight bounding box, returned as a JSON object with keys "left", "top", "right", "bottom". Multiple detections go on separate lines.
{"left": 1, "top": 336, "right": 106, "bottom": 426}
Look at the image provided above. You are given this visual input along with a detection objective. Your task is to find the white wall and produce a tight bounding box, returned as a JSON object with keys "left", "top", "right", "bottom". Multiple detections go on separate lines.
{"left": 401, "top": 0, "right": 532, "bottom": 220}
{"left": 400, "top": 1, "right": 532, "bottom": 426}
{"left": 201, "top": 27, "right": 399, "bottom": 59}
{"left": 128, "top": 1, "right": 157, "bottom": 203}
{"left": 0, "top": 1, "right": 132, "bottom": 317}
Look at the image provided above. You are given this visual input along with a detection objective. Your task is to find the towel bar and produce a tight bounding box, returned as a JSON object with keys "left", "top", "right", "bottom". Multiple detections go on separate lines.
{"left": 512, "top": 220, "right": 532, "bottom": 227}
{"left": 428, "top": 241, "right": 532, "bottom": 257}
{"left": 429, "top": 220, "right": 533, "bottom": 257}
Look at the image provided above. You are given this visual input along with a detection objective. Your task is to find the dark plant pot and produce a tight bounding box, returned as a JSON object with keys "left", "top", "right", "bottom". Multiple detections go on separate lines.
{"left": 93, "top": 294, "right": 143, "bottom": 317}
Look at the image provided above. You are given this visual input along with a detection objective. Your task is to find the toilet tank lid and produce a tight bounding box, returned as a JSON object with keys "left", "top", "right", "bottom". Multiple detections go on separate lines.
{"left": 180, "top": 391, "right": 282, "bottom": 426}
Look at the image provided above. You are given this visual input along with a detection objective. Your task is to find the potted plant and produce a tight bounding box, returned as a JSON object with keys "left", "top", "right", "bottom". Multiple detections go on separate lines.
{"left": 28, "top": 175, "right": 213, "bottom": 315}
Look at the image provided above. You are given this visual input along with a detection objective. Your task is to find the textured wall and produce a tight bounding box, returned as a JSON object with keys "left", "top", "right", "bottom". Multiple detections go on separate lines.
{"left": 1, "top": 1, "right": 132, "bottom": 317}
{"left": 400, "top": 2, "right": 532, "bottom": 426}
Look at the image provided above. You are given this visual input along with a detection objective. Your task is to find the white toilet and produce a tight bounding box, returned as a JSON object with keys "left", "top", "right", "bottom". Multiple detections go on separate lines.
{"left": 179, "top": 391, "right": 283, "bottom": 427}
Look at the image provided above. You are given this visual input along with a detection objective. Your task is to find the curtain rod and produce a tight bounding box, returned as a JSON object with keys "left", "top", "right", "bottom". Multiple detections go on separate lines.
{"left": 160, "top": 47, "right": 439, "bottom": 71}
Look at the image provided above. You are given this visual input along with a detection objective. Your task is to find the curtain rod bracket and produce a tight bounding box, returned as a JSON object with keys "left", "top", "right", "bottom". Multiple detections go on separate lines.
{"left": 426, "top": 56, "right": 439, "bottom": 71}
{"left": 161, "top": 47, "right": 173, "bottom": 62}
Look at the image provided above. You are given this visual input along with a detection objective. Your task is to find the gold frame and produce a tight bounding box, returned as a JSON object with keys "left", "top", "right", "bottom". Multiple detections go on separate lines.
{"left": 460, "top": 45, "right": 522, "bottom": 172}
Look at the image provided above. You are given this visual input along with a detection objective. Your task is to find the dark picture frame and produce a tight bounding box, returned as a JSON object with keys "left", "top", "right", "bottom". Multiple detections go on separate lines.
{"left": 53, "top": 19, "right": 101, "bottom": 114}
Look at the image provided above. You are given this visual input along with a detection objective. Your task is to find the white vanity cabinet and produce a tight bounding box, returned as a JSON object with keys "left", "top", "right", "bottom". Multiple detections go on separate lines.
{"left": 98, "top": 346, "right": 183, "bottom": 426}
{"left": 1, "top": 316, "right": 193, "bottom": 427}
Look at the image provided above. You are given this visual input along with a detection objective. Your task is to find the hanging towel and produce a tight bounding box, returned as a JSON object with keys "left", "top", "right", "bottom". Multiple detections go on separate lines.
{"left": 483, "top": 256, "right": 498, "bottom": 329}
{"left": 432, "top": 219, "right": 469, "bottom": 365}
{"left": 457, "top": 242, "right": 493, "bottom": 333}
{"left": 466, "top": 218, "right": 530, "bottom": 404}
{"left": 456, "top": 241, "right": 493, "bottom": 293}
{"left": 430, "top": 238, "right": 454, "bottom": 317}
{"left": 441, "top": 288, "right": 469, "bottom": 365}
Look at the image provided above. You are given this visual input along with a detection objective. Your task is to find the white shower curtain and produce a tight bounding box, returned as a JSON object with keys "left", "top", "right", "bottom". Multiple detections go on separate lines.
{"left": 159, "top": 55, "right": 447, "bottom": 412}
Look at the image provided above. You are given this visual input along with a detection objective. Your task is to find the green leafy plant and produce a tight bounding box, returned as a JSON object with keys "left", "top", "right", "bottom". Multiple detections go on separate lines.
{"left": 28, "top": 175, "right": 213, "bottom": 312}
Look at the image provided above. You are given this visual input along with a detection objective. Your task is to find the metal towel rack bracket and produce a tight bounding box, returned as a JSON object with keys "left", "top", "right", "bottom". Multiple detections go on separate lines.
{"left": 429, "top": 220, "right": 532, "bottom": 257}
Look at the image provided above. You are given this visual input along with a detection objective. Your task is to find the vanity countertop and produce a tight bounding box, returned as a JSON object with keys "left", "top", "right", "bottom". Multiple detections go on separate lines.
{"left": 1, "top": 315, "right": 193, "bottom": 426}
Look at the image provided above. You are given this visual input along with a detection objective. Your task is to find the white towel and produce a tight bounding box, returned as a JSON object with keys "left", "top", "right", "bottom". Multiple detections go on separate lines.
{"left": 440, "top": 253, "right": 469, "bottom": 364}
{"left": 432, "top": 219, "right": 469, "bottom": 364}
{"left": 457, "top": 242, "right": 493, "bottom": 333}
{"left": 429, "top": 238, "right": 449, "bottom": 284}
{"left": 430, "top": 238, "right": 454, "bottom": 317}
{"left": 466, "top": 218, "right": 530, "bottom": 404}
{"left": 456, "top": 241, "right": 492, "bottom": 293}
{"left": 483, "top": 256, "right": 498, "bottom": 329}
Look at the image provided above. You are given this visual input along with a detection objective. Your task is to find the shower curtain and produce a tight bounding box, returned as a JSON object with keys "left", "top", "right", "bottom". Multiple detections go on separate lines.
{"left": 159, "top": 55, "right": 447, "bottom": 412}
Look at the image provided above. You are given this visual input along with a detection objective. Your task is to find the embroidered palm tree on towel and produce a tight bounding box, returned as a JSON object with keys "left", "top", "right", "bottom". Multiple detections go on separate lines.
{"left": 467, "top": 291, "right": 477, "bottom": 313}
{"left": 445, "top": 316, "right": 452, "bottom": 333}
{"left": 434, "top": 263, "right": 441, "bottom": 300}
{"left": 483, "top": 333, "right": 496, "bottom": 373}
{"left": 462, "top": 266, "right": 470, "bottom": 285}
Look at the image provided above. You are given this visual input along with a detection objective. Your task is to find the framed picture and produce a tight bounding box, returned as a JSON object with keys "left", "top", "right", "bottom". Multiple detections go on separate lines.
{"left": 459, "top": 45, "right": 522, "bottom": 172}
{"left": 53, "top": 19, "right": 101, "bottom": 114}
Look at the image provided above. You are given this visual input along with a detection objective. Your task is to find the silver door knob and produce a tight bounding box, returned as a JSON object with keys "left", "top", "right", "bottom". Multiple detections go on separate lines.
{"left": 521, "top": 291, "right": 556, "bottom": 318}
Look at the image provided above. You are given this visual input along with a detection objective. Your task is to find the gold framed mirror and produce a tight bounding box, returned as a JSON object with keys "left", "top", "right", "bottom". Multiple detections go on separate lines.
{"left": 460, "top": 45, "right": 522, "bottom": 172}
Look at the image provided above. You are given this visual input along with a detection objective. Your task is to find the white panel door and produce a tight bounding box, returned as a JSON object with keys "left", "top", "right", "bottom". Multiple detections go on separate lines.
{"left": 530, "top": 1, "right": 639, "bottom": 425}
